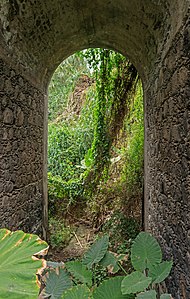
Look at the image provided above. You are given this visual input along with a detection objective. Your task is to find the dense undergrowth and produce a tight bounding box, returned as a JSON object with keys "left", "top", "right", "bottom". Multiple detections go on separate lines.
{"left": 48, "top": 49, "right": 144, "bottom": 253}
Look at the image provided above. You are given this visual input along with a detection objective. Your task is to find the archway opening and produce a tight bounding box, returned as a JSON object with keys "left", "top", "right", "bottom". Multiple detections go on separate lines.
{"left": 47, "top": 48, "right": 144, "bottom": 262}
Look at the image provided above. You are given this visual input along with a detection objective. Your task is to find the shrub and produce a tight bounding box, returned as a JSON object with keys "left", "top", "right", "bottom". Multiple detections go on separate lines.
{"left": 0, "top": 229, "right": 172, "bottom": 299}
{"left": 49, "top": 218, "right": 72, "bottom": 248}
{"left": 41, "top": 232, "right": 173, "bottom": 299}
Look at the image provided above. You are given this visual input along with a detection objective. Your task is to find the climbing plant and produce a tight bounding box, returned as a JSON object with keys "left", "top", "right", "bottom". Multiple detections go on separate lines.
{"left": 80, "top": 48, "right": 140, "bottom": 193}
{"left": 122, "top": 85, "right": 144, "bottom": 195}
{"left": 48, "top": 48, "right": 143, "bottom": 225}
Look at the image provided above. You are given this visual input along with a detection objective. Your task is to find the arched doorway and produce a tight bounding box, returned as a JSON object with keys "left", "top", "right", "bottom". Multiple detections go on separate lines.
{"left": 0, "top": 1, "right": 189, "bottom": 297}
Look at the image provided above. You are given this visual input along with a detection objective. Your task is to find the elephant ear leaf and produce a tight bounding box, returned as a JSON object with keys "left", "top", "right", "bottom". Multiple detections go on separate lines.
{"left": 0, "top": 228, "right": 48, "bottom": 299}
{"left": 149, "top": 261, "right": 173, "bottom": 284}
{"left": 121, "top": 271, "right": 152, "bottom": 295}
{"left": 42, "top": 269, "right": 73, "bottom": 299}
{"left": 82, "top": 235, "right": 109, "bottom": 269}
{"left": 131, "top": 232, "right": 162, "bottom": 271}
{"left": 62, "top": 285, "right": 90, "bottom": 299}
{"left": 65, "top": 260, "right": 92, "bottom": 287}
{"left": 93, "top": 276, "right": 135, "bottom": 299}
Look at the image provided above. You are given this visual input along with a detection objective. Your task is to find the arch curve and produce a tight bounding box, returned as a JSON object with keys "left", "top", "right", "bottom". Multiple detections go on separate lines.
{"left": 0, "top": 1, "right": 189, "bottom": 297}
{"left": 0, "top": 0, "right": 173, "bottom": 86}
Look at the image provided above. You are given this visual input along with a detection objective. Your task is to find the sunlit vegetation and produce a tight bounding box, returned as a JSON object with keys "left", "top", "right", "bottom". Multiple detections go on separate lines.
{"left": 48, "top": 49, "right": 144, "bottom": 254}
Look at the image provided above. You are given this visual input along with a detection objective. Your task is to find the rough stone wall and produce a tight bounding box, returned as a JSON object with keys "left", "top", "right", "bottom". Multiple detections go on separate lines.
{"left": 0, "top": 0, "right": 189, "bottom": 297}
{"left": 145, "top": 17, "right": 190, "bottom": 298}
{"left": 0, "top": 0, "right": 171, "bottom": 84}
{"left": 0, "top": 59, "right": 45, "bottom": 236}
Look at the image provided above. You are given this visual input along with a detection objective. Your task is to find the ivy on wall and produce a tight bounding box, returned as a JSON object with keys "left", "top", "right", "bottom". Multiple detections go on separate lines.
{"left": 81, "top": 49, "right": 140, "bottom": 193}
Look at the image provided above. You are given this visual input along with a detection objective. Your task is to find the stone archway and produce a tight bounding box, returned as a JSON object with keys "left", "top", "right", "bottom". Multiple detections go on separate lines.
{"left": 0, "top": 1, "right": 189, "bottom": 297}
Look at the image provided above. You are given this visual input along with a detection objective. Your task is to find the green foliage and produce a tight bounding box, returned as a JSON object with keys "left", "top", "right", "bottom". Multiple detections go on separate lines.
{"left": 120, "top": 232, "right": 172, "bottom": 298}
{"left": 82, "top": 49, "right": 139, "bottom": 191}
{"left": 84, "top": 50, "right": 112, "bottom": 174}
{"left": 0, "top": 230, "right": 172, "bottom": 299}
{"left": 121, "top": 272, "right": 152, "bottom": 294}
{"left": 48, "top": 121, "right": 93, "bottom": 180}
{"left": 65, "top": 261, "right": 92, "bottom": 287}
{"left": 48, "top": 49, "right": 142, "bottom": 215}
{"left": 48, "top": 68, "right": 95, "bottom": 208}
{"left": 136, "top": 290, "right": 157, "bottom": 299}
{"left": 42, "top": 232, "right": 172, "bottom": 299}
{"left": 131, "top": 232, "right": 162, "bottom": 271}
{"left": 93, "top": 263, "right": 108, "bottom": 285}
{"left": 48, "top": 55, "right": 90, "bottom": 121}
{"left": 82, "top": 235, "right": 109, "bottom": 269}
{"left": 62, "top": 285, "right": 90, "bottom": 299}
{"left": 122, "top": 85, "right": 144, "bottom": 193}
{"left": 42, "top": 269, "right": 73, "bottom": 299}
{"left": 49, "top": 218, "right": 71, "bottom": 248}
{"left": 93, "top": 276, "right": 134, "bottom": 299}
{"left": 102, "top": 211, "right": 140, "bottom": 252}
{"left": 99, "top": 251, "right": 121, "bottom": 274}
{"left": 0, "top": 228, "right": 48, "bottom": 299}
{"left": 136, "top": 292, "right": 171, "bottom": 299}
{"left": 149, "top": 261, "right": 173, "bottom": 284}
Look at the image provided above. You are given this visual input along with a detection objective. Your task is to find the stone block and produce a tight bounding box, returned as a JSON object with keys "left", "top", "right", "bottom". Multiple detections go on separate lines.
{"left": 3, "top": 107, "right": 14, "bottom": 124}
{"left": 15, "top": 107, "right": 24, "bottom": 126}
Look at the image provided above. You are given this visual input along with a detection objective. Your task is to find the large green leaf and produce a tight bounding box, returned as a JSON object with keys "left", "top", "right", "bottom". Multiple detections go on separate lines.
{"left": 160, "top": 294, "right": 172, "bottom": 299}
{"left": 65, "top": 260, "right": 92, "bottom": 287}
{"left": 99, "top": 251, "right": 116, "bottom": 267}
{"left": 136, "top": 290, "right": 157, "bottom": 299}
{"left": 42, "top": 269, "right": 73, "bottom": 299}
{"left": 131, "top": 232, "right": 162, "bottom": 271}
{"left": 0, "top": 228, "right": 48, "bottom": 299}
{"left": 62, "top": 285, "right": 90, "bottom": 299}
{"left": 121, "top": 271, "right": 152, "bottom": 295}
{"left": 100, "top": 251, "right": 125, "bottom": 274}
{"left": 93, "top": 276, "right": 134, "bottom": 299}
{"left": 112, "top": 254, "right": 126, "bottom": 274}
{"left": 149, "top": 261, "right": 173, "bottom": 284}
{"left": 99, "top": 251, "right": 119, "bottom": 273}
{"left": 82, "top": 235, "right": 109, "bottom": 269}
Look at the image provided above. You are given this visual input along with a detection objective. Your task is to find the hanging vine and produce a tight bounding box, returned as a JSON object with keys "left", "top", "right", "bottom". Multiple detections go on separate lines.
{"left": 80, "top": 49, "right": 140, "bottom": 193}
